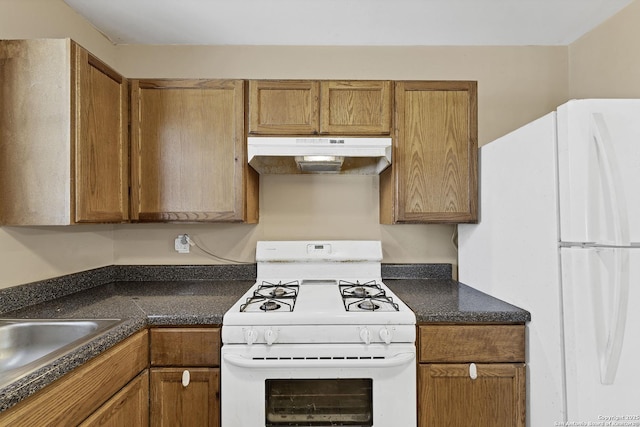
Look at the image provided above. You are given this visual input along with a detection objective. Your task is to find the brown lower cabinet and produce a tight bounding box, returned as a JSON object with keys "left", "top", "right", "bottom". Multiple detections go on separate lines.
{"left": 417, "top": 324, "right": 526, "bottom": 427}
{"left": 0, "top": 330, "right": 148, "bottom": 426}
{"left": 149, "top": 327, "right": 221, "bottom": 427}
{"left": 0, "top": 327, "right": 223, "bottom": 427}
{"left": 80, "top": 370, "right": 150, "bottom": 427}
{"left": 0, "top": 324, "right": 526, "bottom": 427}
{"left": 150, "top": 368, "right": 219, "bottom": 426}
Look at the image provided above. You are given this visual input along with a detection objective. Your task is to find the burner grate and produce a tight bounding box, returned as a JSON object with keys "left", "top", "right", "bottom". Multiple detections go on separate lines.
{"left": 240, "top": 280, "right": 299, "bottom": 312}
{"left": 339, "top": 280, "right": 399, "bottom": 312}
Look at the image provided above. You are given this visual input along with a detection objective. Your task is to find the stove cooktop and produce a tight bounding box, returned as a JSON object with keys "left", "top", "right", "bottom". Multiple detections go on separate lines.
{"left": 222, "top": 241, "right": 416, "bottom": 345}
{"left": 224, "top": 278, "right": 415, "bottom": 325}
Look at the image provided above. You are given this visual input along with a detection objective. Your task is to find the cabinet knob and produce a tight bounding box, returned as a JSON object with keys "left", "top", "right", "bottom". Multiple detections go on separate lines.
{"left": 469, "top": 363, "right": 478, "bottom": 380}
{"left": 182, "top": 370, "right": 190, "bottom": 387}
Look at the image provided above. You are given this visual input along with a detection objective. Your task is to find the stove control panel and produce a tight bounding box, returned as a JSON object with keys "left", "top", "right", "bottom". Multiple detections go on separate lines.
{"left": 225, "top": 325, "right": 415, "bottom": 345}
{"left": 359, "top": 327, "right": 394, "bottom": 345}
{"left": 307, "top": 243, "right": 332, "bottom": 255}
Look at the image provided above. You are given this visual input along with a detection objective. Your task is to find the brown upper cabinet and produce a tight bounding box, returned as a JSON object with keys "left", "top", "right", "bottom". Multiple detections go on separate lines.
{"left": 249, "top": 80, "right": 319, "bottom": 135}
{"left": 380, "top": 81, "right": 478, "bottom": 224}
{"left": 130, "top": 79, "right": 258, "bottom": 223}
{"left": 0, "top": 39, "right": 129, "bottom": 225}
{"left": 248, "top": 80, "right": 391, "bottom": 135}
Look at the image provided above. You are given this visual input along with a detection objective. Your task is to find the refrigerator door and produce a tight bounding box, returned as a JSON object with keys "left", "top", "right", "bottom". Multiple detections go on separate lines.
{"left": 560, "top": 246, "right": 640, "bottom": 422}
{"left": 557, "top": 99, "right": 640, "bottom": 245}
{"left": 458, "top": 112, "right": 565, "bottom": 426}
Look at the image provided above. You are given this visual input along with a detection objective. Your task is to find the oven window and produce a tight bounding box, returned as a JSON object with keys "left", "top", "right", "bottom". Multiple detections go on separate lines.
{"left": 265, "top": 378, "right": 373, "bottom": 426}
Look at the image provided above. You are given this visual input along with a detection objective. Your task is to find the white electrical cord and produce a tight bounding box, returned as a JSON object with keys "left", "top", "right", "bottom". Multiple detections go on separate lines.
{"left": 183, "top": 234, "right": 252, "bottom": 264}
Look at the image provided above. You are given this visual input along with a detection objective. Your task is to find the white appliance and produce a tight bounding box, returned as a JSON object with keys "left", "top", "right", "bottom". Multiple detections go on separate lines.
{"left": 221, "top": 240, "right": 416, "bottom": 427}
{"left": 458, "top": 99, "right": 640, "bottom": 426}
{"left": 247, "top": 137, "right": 392, "bottom": 174}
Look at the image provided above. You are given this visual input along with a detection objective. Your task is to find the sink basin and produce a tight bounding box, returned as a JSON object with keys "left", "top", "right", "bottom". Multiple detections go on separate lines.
{"left": 0, "top": 318, "right": 123, "bottom": 388}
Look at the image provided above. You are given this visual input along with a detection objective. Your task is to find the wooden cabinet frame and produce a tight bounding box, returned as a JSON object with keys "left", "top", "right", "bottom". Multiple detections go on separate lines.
{"left": 0, "top": 39, "right": 129, "bottom": 225}
{"left": 0, "top": 331, "right": 148, "bottom": 426}
{"left": 72, "top": 44, "right": 129, "bottom": 223}
{"left": 130, "top": 79, "right": 258, "bottom": 223}
{"left": 419, "top": 363, "right": 526, "bottom": 427}
{"left": 319, "top": 80, "right": 391, "bottom": 134}
{"left": 248, "top": 80, "right": 320, "bottom": 135}
{"left": 149, "top": 327, "right": 221, "bottom": 427}
{"left": 381, "top": 81, "right": 478, "bottom": 224}
{"left": 417, "top": 324, "right": 526, "bottom": 427}
{"left": 248, "top": 80, "right": 391, "bottom": 136}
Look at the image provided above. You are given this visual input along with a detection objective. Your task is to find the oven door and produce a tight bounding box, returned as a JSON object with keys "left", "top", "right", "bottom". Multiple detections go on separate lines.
{"left": 221, "top": 343, "right": 416, "bottom": 427}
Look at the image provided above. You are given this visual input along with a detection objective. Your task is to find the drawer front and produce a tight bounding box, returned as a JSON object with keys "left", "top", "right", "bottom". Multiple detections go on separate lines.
{"left": 151, "top": 327, "right": 221, "bottom": 367}
{"left": 419, "top": 324, "right": 525, "bottom": 363}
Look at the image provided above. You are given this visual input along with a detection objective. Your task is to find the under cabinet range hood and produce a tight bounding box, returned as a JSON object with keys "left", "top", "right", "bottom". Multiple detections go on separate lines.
{"left": 247, "top": 137, "right": 392, "bottom": 174}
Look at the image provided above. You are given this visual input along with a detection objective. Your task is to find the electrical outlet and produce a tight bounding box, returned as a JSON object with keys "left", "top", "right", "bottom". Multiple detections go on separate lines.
{"left": 174, "top": 234, "right": 190, "bottom": 253}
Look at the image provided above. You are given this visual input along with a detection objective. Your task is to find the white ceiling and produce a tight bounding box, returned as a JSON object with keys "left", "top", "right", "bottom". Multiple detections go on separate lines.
{"left": 64, "top": 0, "right": 633, "bottom": 46}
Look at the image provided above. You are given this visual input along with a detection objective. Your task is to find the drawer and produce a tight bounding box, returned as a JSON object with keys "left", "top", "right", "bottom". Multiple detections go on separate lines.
{"left": 150, "top": 327, "right": 221, "bottom": 367}
{"left": 419, "top": 324, "right": 525, "bottom": 363}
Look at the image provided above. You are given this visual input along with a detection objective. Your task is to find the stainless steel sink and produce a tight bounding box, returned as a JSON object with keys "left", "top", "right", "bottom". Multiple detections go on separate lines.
{"left": 0, "top": 318, "right": 123, "bottom": 388}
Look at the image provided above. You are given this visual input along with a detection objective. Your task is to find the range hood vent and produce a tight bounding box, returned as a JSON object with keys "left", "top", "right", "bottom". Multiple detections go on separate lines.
{"left": 247, "top": 137, "right": 392, "bottom": 174}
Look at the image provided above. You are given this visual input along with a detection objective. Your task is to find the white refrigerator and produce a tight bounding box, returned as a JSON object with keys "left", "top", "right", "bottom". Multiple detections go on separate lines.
{"left": 458, "top": 99, "right": 640, "bottom": 426}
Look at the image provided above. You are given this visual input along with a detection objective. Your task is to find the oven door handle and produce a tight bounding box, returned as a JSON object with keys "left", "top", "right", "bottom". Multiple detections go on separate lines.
{"left": 223, "top": 352, "right": 415, "bottom": 369}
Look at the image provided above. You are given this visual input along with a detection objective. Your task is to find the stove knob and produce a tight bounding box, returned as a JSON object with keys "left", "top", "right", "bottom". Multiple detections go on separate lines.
{"left": 264, "top": 328, "right": 278, "bottom": 345}
{"left": 244, "top": 328, "right": 258, "bottom": 345}
{"left": 359, "top": 327, "right": 371, "bottom": 345}
{"left": 379, "top": 327, "right": 392, "bottom": 344}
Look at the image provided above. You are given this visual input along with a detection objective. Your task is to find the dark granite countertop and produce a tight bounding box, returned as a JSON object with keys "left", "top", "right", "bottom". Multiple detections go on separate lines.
{"left": 385, "top": 279, "right": 530, "bottom": 323}
{"left": 0, "top": 264, "right": 529, "bottom": 413}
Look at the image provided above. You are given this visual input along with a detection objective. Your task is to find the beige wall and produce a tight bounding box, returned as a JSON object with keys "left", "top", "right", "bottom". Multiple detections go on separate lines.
{"left": 18, "top": 0, "right": 640, "bottom": 288}
{"left": 569, "top": 0, "right": 640, "bottom": 98}
{"left": 0, "top": 0, "right": 117, "bottom": 64}
{"left": 0, "top": 226, "right": 114, "bottom": 288}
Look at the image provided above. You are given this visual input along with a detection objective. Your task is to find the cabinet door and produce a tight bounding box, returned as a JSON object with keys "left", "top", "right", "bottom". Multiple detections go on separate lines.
{"left": 150, "top": 368, "right": 220, "bottom": 427}
{"left": 381, "top": 81, "right": 477, "bottom": 223}
{"left": 73, "top": 43, "right": 129, "bottom": 223}
{"left": 418, "top": 363, "right": 526, "bottom": 427}
{"left": 320, "top": 81, "right": 391, "bottom": 135}
{"left": 131, "top": 79, "right": 257, "bottom": 222}
{"left": 80, "top": 370, "right": 149, "bottom": 427}
{"left": 248, "top": 80, "right": 320, "bottom": 135}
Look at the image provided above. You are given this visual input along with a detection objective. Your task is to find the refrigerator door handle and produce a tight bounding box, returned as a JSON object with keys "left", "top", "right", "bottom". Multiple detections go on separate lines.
{"left": 592, "top": 248, "right": 630, "bottom": 384}
{"left": 591, "top": 113, "right": 630, "bottom": 245}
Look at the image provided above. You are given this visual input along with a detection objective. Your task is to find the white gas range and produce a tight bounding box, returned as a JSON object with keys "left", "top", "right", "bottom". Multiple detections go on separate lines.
{"left": 221, "top": 240, "right": 417, "bottom": 427}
